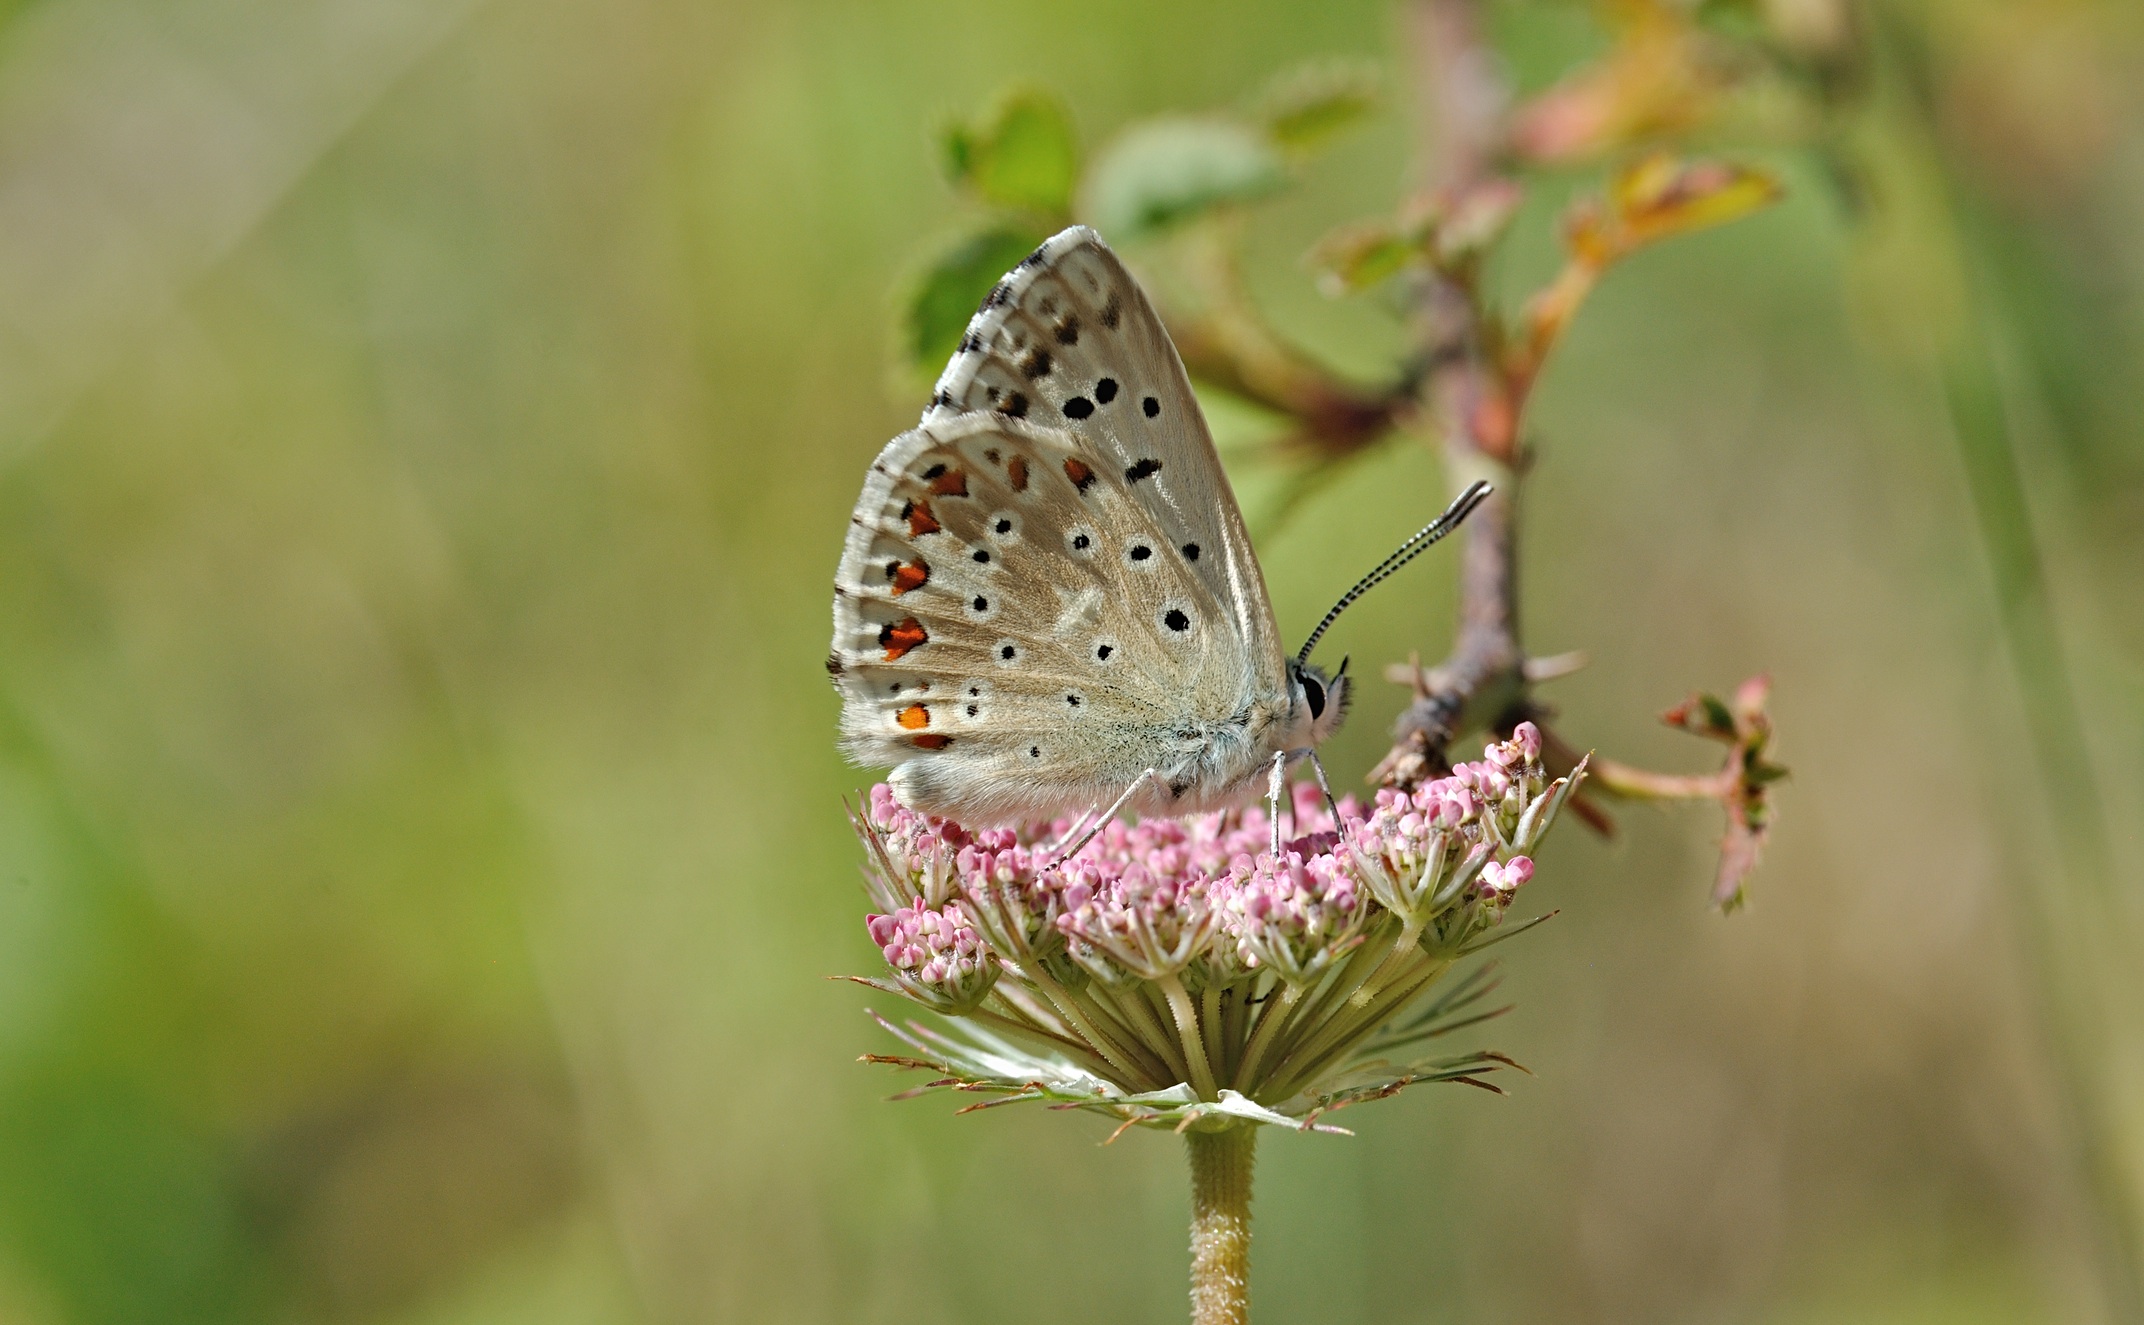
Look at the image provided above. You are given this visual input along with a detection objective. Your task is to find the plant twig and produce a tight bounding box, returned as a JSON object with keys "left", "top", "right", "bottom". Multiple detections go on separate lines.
{"left": 1373, "top": 0, "right": 1527, "bottom": 791}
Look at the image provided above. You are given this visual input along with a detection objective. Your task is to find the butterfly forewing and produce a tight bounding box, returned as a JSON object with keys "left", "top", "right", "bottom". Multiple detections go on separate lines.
{"left": 925, "top": 228, "right": 1283, "bottom": 670}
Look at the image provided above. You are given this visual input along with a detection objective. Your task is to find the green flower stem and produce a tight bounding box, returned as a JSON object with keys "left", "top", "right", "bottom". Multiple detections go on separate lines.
{"left": 1026, "top": 968, "right": 1167, "bottom": 1090}
{"left": 963, "top": 1004, "right": 1119, "bottom": 1079}
{"left": 1229, "top": 982, "right": 1300, "bottom": 1092}
{"left": 1337, "top": 917, "right": 1424, "bottom": 1011}
{"left": 1066, "top": 978, "right": 1171, "bottom": 1078}
{"left": 1139, "top": 983, "right": 1199, "bottom": 1082}
{"left": 1252, "top": 920, "right": 1403, "bottom": 1081}
{"left": 1186, "top": 1127, "right": 1256, "bottom": 1325}
{"left": 1100, "top": 980, "right": 1192, "bottom": 1085}
{"left": 1223, "top": 984, "right": 1255, "bottom": 1081}
{"left": 1265, "top": 955, "right": 1450, "bottom": 1102}
{"left": 1159, "top": 973, "right": 1220, "bottom": 1099}
{"left": 1201, "top": 985, "right": 1228, "bottom": 1084}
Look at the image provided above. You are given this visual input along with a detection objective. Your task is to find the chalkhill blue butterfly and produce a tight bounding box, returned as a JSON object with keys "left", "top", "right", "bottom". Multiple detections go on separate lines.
{"left": 829, "top": 225, "right": 1483, "bottom": 827}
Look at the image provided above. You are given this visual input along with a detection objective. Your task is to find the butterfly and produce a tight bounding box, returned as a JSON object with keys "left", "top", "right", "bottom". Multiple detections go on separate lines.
{"left": 829, "top": 225, "right": 1483, "bottom": 827}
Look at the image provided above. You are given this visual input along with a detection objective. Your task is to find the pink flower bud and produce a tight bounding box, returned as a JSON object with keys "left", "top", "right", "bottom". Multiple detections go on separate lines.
{"left": 1513, "top": 722, "right": 1542, "bottom": 761}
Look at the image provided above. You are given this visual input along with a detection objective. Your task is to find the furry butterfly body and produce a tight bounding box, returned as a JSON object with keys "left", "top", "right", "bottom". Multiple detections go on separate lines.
{"left": 830, "top": 226, "right": 1345, "bottom": 824}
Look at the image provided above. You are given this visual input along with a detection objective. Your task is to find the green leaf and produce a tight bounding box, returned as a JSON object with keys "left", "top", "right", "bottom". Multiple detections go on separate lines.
{"left": 1258, "top": 60, "right": 1380, "bottom": 154}
{"left": 1082, "top": 117, "right": 1286, "bottom": 242}
{"left": 904, "top": 224, "right": 1049, "bottom": 372}
{"left": 940, "top": 89, "right": 1079, "bottom": 216}
{"left": 1308, "top": 219, "right": 1420, "bottom": 295}
{"left": 1698, "top": 693, "right": 1737, "bottom": 735}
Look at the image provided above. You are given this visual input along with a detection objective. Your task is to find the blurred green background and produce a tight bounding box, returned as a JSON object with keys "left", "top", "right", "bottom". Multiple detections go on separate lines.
{"left": 0, "top": 0, "right": 2140, "bottom": 1321}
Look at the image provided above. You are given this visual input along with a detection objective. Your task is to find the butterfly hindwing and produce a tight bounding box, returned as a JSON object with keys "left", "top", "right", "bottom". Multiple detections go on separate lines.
{"left": 833, "top": 412, "right": 1250, "bottom": 820}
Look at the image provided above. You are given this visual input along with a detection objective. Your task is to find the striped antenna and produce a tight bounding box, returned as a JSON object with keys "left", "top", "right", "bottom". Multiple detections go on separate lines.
{"left": 1294, "top": 481, "right": 1493, "bottom": 665}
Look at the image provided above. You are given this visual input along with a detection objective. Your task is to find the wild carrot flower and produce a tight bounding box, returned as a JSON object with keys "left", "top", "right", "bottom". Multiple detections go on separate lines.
{"left": 847, "top": 726, "right": 1588, "bottom": 1325}
{"left": 849, "top": 724, "right": 1588, "bottom": 1133}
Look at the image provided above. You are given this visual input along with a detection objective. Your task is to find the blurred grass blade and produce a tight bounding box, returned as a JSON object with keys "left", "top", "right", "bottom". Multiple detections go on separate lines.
{"left": 0, "top": 0, "right": 481, "bottom": 464}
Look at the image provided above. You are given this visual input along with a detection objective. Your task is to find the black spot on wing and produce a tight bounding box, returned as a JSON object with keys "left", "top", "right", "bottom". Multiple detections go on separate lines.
{"left": 1021, "top": 348, "right": 1052, "bottom": 379}
{"left": 1125, "top": 458, "right": 1161, "bottom": 482}
{"left": 1095, "top": 377, "right": 1118, "bottom": 404}
{"left": 1062, "top": 397, "right": 1094, "bottom": 419}
{"left": 1143, "top": 396, "right": 1161, "bottom": 418}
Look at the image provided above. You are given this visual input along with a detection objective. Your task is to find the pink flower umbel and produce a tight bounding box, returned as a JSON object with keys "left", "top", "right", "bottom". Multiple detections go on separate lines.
{"left": 848, "top": 725, "right": 1589, "bottom": 1135}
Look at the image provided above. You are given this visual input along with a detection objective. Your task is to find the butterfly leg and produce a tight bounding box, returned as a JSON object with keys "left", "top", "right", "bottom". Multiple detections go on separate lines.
{"left": 1042, "top": 769, "right": 1159, "bottom": 870}
{"left": 1043, "top": 803, "right": 1102, "bottom": 859}
{"left": 1303, "top": 749, "right": 1343, "bottom": 827}
{"left": 1266, "top": 750, "right": 1289, "bottom": 856}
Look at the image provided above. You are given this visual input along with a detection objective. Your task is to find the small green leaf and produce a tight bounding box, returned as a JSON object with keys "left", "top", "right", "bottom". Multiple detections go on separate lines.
{"left": 940, "top": 89, "right": 1078, "bottom": 216}
{"left": 904, "top": 225, "right": 1048, "bottom": 372}
{"left": 1083, "top": 117, "right": 1286, "bottom": 242}
{"left": 1698, "top": 694, "right": 1737, "bottom": 735}
{"left": 1308, "top": 219, "right": 1419, "bottom": 295}
{"left": 1258, "top": 60, "right": 1381, "bottom": 154}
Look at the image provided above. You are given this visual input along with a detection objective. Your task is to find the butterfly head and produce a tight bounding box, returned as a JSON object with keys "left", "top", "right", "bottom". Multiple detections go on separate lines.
{"left": 1285, "top": 655, "right": 1351, "bottom": 749}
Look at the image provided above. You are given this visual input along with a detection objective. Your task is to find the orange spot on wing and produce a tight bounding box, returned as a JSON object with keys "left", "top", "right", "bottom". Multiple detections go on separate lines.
{"left": 879, "top": 618, "right": 927, "bottom": 660}
{"left": 1007, "top": 456, "right": 1029, "bottom": 491}
{"left": 1063, "top": 458, "right": 1095, "bottom": 493}
{"left": 897, "top": 703, "right": 931, "bottom": 730}
{"left": 890, "top": 557, "right": 929, "bottom": 594}
{"left": 910, "top": 733, "right": 952, "bottom": 750}
{"left": 902, "top": 500, "right": 941, "bottom": 537}
{"left": 929, "top": 468, "right": 969, "bottom": 497}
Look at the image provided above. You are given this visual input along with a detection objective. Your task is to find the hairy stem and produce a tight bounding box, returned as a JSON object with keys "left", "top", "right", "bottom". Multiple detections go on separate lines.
{"left": 1187, "top": 1127, "right": 1257, "bottom": 1325}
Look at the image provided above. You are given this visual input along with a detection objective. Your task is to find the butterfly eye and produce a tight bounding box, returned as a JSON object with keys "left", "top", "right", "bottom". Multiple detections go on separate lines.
{"left": 1303, "top": 675, "right": 1327, "bottom": 720}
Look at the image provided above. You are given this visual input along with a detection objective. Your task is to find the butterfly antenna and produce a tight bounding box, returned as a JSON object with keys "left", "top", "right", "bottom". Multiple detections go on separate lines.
{"left": 1294, "top": 481, "right": 1492, "bottom": 665}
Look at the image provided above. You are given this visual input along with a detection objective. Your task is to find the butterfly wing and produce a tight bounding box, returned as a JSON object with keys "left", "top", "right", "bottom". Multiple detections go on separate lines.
{"left": 925, "top": 226, "right": 1288, "bottom": 676}
{"left": 829, "top": 227, "right": 1294, "bottom": 824}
